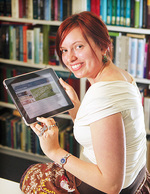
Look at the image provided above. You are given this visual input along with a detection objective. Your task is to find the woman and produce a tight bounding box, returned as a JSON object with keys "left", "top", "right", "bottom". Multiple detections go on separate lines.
{"left": 20, "top": 11, "right": 150, "bottom": 193}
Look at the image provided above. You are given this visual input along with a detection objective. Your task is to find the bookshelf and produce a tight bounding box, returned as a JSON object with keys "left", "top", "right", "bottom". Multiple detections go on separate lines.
{"left": 0, "top": 0, "right": 150, "bottom": 164}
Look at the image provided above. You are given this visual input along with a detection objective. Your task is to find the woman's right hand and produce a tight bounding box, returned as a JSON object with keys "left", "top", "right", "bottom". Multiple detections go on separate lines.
{"left": 59, "top": 78, "right": 80, "bottom": 121}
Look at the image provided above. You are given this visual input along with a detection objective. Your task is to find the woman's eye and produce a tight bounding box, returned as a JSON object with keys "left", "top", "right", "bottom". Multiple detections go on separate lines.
{"left": 76, "top": 45, "right": 83, "bottom": 49}
{"left": 61, "top": 49, "right": 67, "bottom": 53}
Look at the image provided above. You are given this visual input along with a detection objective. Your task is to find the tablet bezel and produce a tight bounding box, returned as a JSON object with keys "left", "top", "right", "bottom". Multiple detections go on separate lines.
{"left": 3, "top": 68, "right": 74, "bottom": 125}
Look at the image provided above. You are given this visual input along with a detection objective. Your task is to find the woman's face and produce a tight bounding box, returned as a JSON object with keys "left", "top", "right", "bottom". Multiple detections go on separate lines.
{"left": 60, "top": 27, "right": 104, "bottom": 80}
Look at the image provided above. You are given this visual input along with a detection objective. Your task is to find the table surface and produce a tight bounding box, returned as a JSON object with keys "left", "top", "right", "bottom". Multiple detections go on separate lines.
{"left": 0, "top": 178, "right": 23, "bottom": 194}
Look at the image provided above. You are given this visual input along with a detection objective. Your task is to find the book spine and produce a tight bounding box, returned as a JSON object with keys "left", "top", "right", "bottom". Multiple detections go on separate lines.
{"left": 112, "top": 0, "right": 116, "bottom": 25}
{"left": 120, "top": 0, "right": 124, "bottom": 26}
{"left": 39, "top": 32, "right": 43, "bottom": 64}
{"left": 27, "top": 29, "right": 34, "bottom": 64}
{"left": 19, "top": 26, "right": 24, "bottom": 62}
{"left": 34, "top": 27, "right": 40, "bottom": 64}
{"left": 125, "top": 0, "right": 131, "bottom": 27}
{"left": 11, "top": 0, "right": 19, "bottom": 18}
{"left": 33, "top": 0, "right": 38, "bottom": 19}
{"left": 147, "top": 0, "right": 150, "bottom": 28}
{"left": 136, "top": 38, "right": 146, "bottom": 78}
{"left": 23, "top": 26, "right": 28, "bottom": 62}
{"left": 107, "top": 0, "right": 112, "bottom": 25}
{"left": 134, "top": 0, "right": 140, "bottom": 28}
{"left": 59, "top": 0, "right": 63, "bottom": 21}
{"left": 116, "top": 0, "right": 120, "bottom": 26}
{"left": 142, "top": 0, "right": 147, "bottom": 28}
{"left": 130, "top": 0, "right": 135, "bottom": 27}
{"left": 139, "top": 0, "right": 143, "bottom": 28}
{"left": 143, "top": 43, "right": 148, "bottom": 78}
{"left": 87, "top": 0, "right": 91, "bottom": 11}
{"left": 129, "top": 38, "right": 138, "bottom": 77}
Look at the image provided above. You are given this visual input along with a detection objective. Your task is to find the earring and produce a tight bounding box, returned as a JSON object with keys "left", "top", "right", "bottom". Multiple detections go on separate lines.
{"left": 102, "top": 55, "right": 108, "bottom": 64}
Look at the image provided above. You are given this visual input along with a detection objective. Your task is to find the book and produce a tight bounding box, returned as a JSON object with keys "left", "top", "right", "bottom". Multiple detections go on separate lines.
{"left": 43, "top": 25, "right": 50, "bottom": 64}
{"left": 54, "top": 0, "right": 58, "bottom": 21}
{"left": 27, "top": 29, "right": 34, "bottom": 64}
{"left": 129, "top": 38, "right": 138, "bottom": 77}
{"left": 34, "top": 27, "right": 40, "bottom": 64}
{"left": 107, "top": 0, "right": 112, "bottom": 25}
{"left": 26, "top": 0, "right": 33, "bottom": 19}
{"left": 146, "top": 37, "right": 150, "bottom": 79}
{"left": 100, "top": 0, "right": 107, "bottom": 23}
{"left": 130, "top": 0, "right": 135, "bottom": 27}
{"left": 139, "top": 0, "right": 143, "bottom": 28}
{"left": 87, "top": 0, "right": 91, "bottom": 11}
{"left": 112, "top": 0, "right": 117, "bottom": 25}
{"left": 11, "top": 0, "right": 19, "bottom": 18}
{"left": 23, "top": 25, "right": 28, "bottom": 62}
{"left": 134, "top": 0, "right": 140, "bottom": 28}
{"left": 59, "top": 0, "right": 63, "bottom": 21}
{"left": 143, "top": 43, "right": 148, "bottom": 78}
{"left": 33, "top": 0, "right": 39, "bottom": 19}
{"left": 142, "top": 0, "right": 147, "bottom": 28}
{"left": 116, "top": 0, "right": 120, "bottom": 25}
{"left": 120, "top": 0, "right": 125, "bottom": 26}
{"left": 125, "top": 0, "right": 131, "bottom": 27}
{"left": 19, "top": 26, "right": 23, "bottom": 62}
{"left": 136, "top": 38, "right": 146, "bottom": 78}
{"left": 147, "top": 0, "right": 150, "bottom": 28}
{"left": 44, "top": 0, "right": 51, "bottom": 21}
{"left": 39, "top": 32, "right": 43, "bottom": 64}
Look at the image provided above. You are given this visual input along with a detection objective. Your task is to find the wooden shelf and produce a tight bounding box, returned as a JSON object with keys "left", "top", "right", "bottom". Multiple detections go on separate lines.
{"left": 0, "top": 145, "right": 50, "bottom": 163}
{"left": 0, "top": 58, "right": 68, "bottom": 72}
{"left": 0, "top": 16, "right": 62, "bottom": 26}
{"left": 107, "top": 25, "right": 150, "bottom": 34}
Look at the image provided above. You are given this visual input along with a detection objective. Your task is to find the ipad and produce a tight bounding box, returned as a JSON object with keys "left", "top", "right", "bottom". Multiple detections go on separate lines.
{"left": 3, "top": 68, "right": 74, "bottom": 125}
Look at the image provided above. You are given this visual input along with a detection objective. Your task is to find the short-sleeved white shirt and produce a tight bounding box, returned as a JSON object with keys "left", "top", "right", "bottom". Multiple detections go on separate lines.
{"left": 74, "top": 80, "right": 146, "bottom": 188}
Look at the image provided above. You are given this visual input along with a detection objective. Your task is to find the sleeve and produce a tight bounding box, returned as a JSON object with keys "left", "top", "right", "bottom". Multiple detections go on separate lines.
{"left": 75, "top": 82, "right": 141, "bottom": 126}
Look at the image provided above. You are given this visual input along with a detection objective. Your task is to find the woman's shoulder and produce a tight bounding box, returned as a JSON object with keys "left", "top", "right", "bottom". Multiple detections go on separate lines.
{"left": 100, "top": 62, "right": 133, "bottom": 84}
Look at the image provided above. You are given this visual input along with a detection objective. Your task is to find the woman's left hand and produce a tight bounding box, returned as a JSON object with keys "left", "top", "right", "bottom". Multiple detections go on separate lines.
{"left": 30, "top": 117, "right": 61, "bottom": 159}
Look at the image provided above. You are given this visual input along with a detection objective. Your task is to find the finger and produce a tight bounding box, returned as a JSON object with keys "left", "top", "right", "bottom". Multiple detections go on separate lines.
{"left": 59, "top": 78, "right": 71, "bottom": 90}
{"left": 36, "top": 117, "right": 56, "bottom": 127}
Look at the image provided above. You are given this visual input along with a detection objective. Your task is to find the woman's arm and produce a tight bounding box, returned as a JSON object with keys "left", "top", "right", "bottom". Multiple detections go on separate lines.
{"left": 31, "top": 112, "right": 126, "bottom": 194}
{"left": 59, "top": 78, "right": 80, "bottom": 122}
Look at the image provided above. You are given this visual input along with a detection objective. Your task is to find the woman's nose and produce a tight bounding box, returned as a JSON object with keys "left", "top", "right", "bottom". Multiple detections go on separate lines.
{"left": 67, "top": 51, "right": 77, "bottom": 63}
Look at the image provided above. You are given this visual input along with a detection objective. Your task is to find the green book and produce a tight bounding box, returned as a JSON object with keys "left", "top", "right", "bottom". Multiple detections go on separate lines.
{"left": 134, "top": 0, "right": 140, "bottom": 28}
{"left": 43, "top": 25, "right": 50, "bottom": 65}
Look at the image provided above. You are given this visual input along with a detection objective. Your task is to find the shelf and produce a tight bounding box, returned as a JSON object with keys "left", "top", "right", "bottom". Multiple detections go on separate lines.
{"left": 0, "top": 101, "right": 71, "bottom": 120}
{"left": 0, "top": 58, "right": 68, "bottom": 72}
{"left": 0, "top": 16, "right": 62, "bottom": 26}
{"left": 135, "top": 78, "right": 150, "bottom": 85}
{"left": 107, "top": 25, "right": 150, "bottom": 34}
{"left": 0, "top": 145, "right": 50, "bottom": 163}
{"left": 1, "top": 16, "right": 150, "bottom": 34}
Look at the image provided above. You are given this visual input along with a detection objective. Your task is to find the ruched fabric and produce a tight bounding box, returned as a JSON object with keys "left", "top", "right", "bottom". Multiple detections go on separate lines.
{"left": 74, "top": 80, "right": 147, "bottom": 188}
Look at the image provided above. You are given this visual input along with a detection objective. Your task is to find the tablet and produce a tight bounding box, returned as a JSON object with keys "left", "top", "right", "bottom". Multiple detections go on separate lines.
{"left": 3, "top": 68, "right": 74, "bottom": 125}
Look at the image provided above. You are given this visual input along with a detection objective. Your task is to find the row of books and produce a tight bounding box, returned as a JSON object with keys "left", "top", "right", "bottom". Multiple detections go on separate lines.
{"left": 0, "top": 65, "right": 81, "bottom": 104}
{"left": 0, "top": 23, "right": 59, "bottom": 66}
{"left": 89, "top": 0, "right": 150, "bottom": 29}
{"left": 0, "top": 0, "right": 72, "bottom": 21}
{"left": 0, "top": 109, "right": 79, "bottom": 156}
{"left": 109, "top": 31, "right": 150, "bottom": 79}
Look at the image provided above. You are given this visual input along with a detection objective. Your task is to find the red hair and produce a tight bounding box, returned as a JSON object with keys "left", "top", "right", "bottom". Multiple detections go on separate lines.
{"left": 56, "top": 11, "right": 112, "bottom": 66}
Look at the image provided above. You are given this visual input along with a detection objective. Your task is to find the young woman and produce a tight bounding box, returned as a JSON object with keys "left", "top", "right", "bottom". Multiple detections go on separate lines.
{"left": 20, "top": 11, "right": 150, "bottom": 193}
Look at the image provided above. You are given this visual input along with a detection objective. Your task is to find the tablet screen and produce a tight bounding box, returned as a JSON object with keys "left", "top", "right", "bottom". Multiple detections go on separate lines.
{"left": 3, "top": 68, "right": 74, "bottom": 125}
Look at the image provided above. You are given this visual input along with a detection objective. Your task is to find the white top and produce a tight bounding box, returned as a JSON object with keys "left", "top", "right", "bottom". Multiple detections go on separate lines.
{"left": 74, "top": 80, "right": 146, "bottom": 188}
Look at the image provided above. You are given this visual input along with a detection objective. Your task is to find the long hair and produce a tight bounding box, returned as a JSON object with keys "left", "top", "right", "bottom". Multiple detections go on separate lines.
{"left": 56, "top": 11, "right": 113, "bottom": 66}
